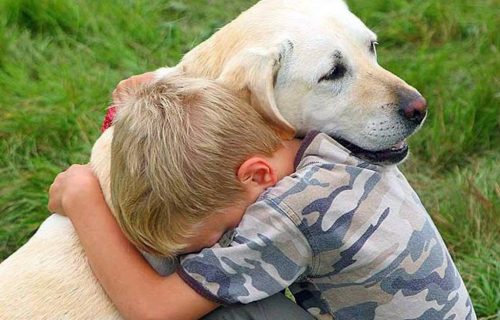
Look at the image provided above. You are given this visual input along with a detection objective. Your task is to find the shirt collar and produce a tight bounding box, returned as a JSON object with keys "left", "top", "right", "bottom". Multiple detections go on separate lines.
{"left": 293, "top": 130, "right": 321, "bottom": 170}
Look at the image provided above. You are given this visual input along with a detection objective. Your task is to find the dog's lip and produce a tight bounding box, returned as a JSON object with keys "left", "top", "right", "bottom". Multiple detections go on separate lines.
{"left": 334, "top": 137, "right": 409, "bottom": 164}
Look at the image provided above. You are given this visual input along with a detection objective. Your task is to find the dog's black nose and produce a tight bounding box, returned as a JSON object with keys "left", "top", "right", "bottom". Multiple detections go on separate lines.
{"left": 398, "top": 93, "right": 427, "bottom": 125}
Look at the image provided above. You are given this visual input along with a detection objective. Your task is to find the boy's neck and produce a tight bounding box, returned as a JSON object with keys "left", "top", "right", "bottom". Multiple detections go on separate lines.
{"left": 270, "top": 139, "right": 303, "bottom": 181}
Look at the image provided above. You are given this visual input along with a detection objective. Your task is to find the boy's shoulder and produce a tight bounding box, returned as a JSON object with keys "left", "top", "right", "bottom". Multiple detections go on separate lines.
{"left": 255, "top": 131, "right": 440, "bottom": 278}
{"left": 258, "top": 131, "right": 396, "bottom": 228}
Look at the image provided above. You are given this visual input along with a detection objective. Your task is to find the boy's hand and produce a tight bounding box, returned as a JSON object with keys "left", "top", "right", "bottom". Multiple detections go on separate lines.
{"left": 48, "top": 164, "right": 104, "bottom": 217}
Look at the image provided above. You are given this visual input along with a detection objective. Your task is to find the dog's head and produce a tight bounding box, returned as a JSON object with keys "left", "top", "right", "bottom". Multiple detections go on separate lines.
{"left": 180, "top": 0, "right": 427, "bottom": 164}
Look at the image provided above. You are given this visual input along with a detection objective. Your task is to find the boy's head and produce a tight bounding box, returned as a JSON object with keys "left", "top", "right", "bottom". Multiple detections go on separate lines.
{"left": 110, "top": 76, "right": 284, "bottom": 257}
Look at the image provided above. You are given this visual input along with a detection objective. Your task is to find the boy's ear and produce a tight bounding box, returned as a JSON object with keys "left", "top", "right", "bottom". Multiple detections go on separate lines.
{"left": 237, "top": 157, "right": 277, "bottom": 189}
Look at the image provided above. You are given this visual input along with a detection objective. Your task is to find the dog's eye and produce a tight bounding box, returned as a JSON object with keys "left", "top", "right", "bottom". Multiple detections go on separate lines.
{"left": 319, "top": 63, "right": 347, "bottom": 82}
{"left": 370, "top": 41, "right": 378, "bottom": 55}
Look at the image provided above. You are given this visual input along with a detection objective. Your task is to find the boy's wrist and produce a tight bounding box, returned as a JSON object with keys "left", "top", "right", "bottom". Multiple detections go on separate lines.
{"left": 62, "top": 177, "right": 107, "bottom": 219}
{"left": 48, "top": 164, "right": 108, "bottom": 218}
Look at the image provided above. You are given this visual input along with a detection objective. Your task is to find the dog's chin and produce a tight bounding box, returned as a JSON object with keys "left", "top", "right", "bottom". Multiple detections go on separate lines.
{"left": 334, "top": 137, "right": 409, "bottom": 165}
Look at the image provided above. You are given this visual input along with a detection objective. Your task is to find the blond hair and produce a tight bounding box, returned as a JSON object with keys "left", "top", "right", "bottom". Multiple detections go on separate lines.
{"left": 110, "top": 77, "right": 282, "bottom": 257}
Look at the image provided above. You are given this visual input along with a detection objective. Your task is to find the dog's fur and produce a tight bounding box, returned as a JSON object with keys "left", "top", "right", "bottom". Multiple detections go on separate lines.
{"left": 0, "top": 0, "right": 425, "bottom": 318}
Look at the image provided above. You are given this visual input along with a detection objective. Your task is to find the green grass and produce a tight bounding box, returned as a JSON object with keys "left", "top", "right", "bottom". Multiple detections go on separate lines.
{"left": 0, "top": 0, "right": 498, "bottom": 318}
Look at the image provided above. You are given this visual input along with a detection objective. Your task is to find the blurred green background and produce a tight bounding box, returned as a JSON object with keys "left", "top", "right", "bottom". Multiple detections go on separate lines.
{"left": 0, "top": 0, "right": 498, "bottom": 318}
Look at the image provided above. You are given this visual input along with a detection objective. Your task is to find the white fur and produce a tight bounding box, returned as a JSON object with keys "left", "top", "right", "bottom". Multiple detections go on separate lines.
{"left": 0, "top": 0, "right": 423, "bottom": 318}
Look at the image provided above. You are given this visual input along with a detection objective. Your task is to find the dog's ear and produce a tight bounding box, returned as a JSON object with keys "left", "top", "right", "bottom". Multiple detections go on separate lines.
{"left": 217, "top": 41, "right": 296, "bottom": 139}
{"left": 112, "top": 67, "right": 183, "bottom": 106}
{"left": 153, "top": 66, "right": 183, "bottom": 81}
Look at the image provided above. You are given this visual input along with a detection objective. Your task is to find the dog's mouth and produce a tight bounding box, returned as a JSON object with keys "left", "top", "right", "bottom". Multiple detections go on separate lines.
{"left": 334, "top": 137, "right": 409, "bottom": 164}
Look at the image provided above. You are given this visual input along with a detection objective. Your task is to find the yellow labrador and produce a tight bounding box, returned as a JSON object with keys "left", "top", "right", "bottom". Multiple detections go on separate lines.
{"left": 0, "top": 0, "right": 426, "bottom": 318}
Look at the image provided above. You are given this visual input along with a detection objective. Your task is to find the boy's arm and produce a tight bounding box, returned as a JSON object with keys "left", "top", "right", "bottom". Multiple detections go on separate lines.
{"left": 48, "top": 165, "right": 218, "bottom": 320}
{"left": 178, "top": 197, "right": 312, "bottom": 305}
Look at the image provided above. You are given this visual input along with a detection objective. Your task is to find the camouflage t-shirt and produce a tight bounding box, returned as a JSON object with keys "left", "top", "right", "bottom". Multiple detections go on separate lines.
{"left": 178, "top": 131, "right": 476, "bottom": 320}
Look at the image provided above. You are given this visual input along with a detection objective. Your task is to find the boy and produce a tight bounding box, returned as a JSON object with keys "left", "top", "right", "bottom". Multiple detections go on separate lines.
{"left": 49, "top": 77, "right": 476, "bottom": 319}
{"left": 50, "top": 76, "right": 312, "bottom": 320}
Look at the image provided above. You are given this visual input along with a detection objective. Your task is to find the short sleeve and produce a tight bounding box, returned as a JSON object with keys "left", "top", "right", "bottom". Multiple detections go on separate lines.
{"left": 178, "top": 198, "right": 313, "bottom": 305}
